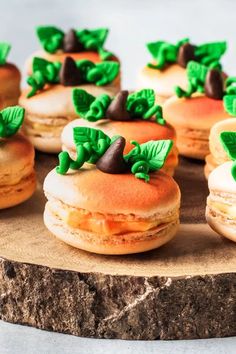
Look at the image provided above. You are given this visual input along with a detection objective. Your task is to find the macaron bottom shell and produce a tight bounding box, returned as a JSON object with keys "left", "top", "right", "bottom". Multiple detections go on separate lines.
{"left": 176, "top": 130, "right": 210, "bottom": 160}
{"left": 44, "top": 203, "right": 179, "bottom": 255}
{"left": 0, "top": 172, "right": 36, "bottom": 209}
{"left": 206, "top": 206, "right": 236, "bottom": 243}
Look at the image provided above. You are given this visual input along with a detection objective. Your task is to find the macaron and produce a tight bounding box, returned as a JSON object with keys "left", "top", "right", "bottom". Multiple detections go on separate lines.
{"left": 0, "top": 106, "right": 36, "bottom": 209}
{"left": 44, "top": 127, "right": 180, "bottom": 255}
{"left": 206, "top": 161, "right": 236, "bottom": 242}
{"left": 205, "top": 118, "right": 236, "bottom": 178}
{"left": 163, "top": 61, "right": 230, "bottom": 160}
{"left": 137, "top": 39, "right": 227, "bottom": 103}
{"left": 25, "top": 26, "right": 118, "bottom": 74}
{"left": 61, "top": 89, "right": 178, "bottom": 176}
{"left": 0, "top": 42, "right": 21, "bottom": 109}
{"left": 206, "top": 131, "right": 236, "bottom": 241}
{"left": 19, "top": 56, "right": 120, "bottom": 153}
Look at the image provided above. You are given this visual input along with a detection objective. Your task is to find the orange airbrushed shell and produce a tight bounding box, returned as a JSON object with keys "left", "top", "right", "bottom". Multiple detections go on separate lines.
{"left": 62, "top": 118, "right": 176, "bottom": 154}
{"left": 164, "top": 95, "right": 231, "bottom": 130}
{"left": 44, "top": 168, "right": 180, "bottom": 217}
{"left": 105, "top": 119, "right": 176, "bottom": 153}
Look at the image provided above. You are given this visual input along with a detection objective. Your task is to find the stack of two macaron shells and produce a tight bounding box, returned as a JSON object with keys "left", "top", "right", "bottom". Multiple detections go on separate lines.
{"left": 20, "top": 51, "right": 121, "bottom": 154}
{"left": 0, "top": 44, "right": 36, "bottom": 210}
{"left": 137, "top": 39, "right": 231, "bottom": 161}
{"left": 43, "top": 86, "right": 181, "bottom": 254}
{"left": 205, "top": 117, "right": 236, "bottom": 242}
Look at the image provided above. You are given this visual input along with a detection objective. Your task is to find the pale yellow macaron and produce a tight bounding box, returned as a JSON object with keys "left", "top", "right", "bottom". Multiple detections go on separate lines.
{"left": 205, "top": 118, "right": 236, "bottom": 178}
{"left": 206, "top": 161, "right": 236, "bottom": 242}
{"left": 24, "top": 26, "right": 119, "bottom": 74}
{"left": 137, "top": 64, "right": 188, "bottom": 104}
{"left": 19, "top": 56, "right": 120, "bottom": 153}
{"left": 137, "top": 39, "right": 227, "bottom": 104}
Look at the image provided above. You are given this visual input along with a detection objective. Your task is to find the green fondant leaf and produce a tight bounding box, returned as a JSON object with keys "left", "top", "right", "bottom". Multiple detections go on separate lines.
{"left": 126, "top": 89, "right": 155, "bottom": 118}
{"left": 195, "top": 42, "right": 227, "bottom": 64}
{"left": 98, "top": 47, "right": 113, "bottom": 60}
{"left": 73, "top": 127, "right": 111, "bottom": 163}
{"left": 36, "top": 26, "right": 64, "bottom": 53}
{"left": 73, "top": 127, "right": 111, "bottom": 149}
{"left": 0, "top": 42, "right": 11, "bottom": 65}
{"left": 87, "top": 61, "right": 119, "bottom": 86}
{"left": 220, "top": 131, "right": 236, "bottom": 160}
{"left": 187, "top": 60, "right": 208, "bottom": 83}
{"left": 0, "top": 106, "right": 25, "bottom": 138}
{"left": 223, "top": 95, "right": 236, "bottom": 116}
{"left": 76, "top": 28, "right": 109, "bottom": 50}
{"left": 32, "top": 57, "right": 61, "bottom": 82}
{"left": 72, "top": 89, "right": 96, "bottom": 117}
{"left": 127, "top": 89, "right": 155, "bottom": 109}
{"left": 147, "top": 41, "right": 167, "bottom": 59}
{"left": 146, "top": 38, "right": 189, "bottom": 70}
{"left": 125, "top": 140, "right": 173, "bottom": 171}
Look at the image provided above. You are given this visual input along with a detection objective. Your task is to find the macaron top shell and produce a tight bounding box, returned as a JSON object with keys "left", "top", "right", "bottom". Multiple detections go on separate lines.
{"left": 61, "top": 118, "right": 176, "bottom": 154}
{"left": 0, "top": 134, "right": 35, "bottom": 184}
{"left": 19, "top": 84, "right": 119, "bottom": 118}
{"left": 209, "top": 118, "right": 236, "bottom": 164}
{"left": 208, "top": 161, "right": 236, "bottom": 193}
{"left": 137, "top": 64, "right": 188, "bottom": 98}
{"left": 44, "top": 168, "right": 180, "bottom": 218}
{"left": 164, "top": 94, "right": 230, "bottom": 130}
{"left": 0, "top": 63, "right": 21, "bottom": 92}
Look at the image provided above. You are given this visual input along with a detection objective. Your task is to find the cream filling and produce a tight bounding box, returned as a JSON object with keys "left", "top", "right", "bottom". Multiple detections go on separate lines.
{"left": 46, "top": 197, "right": 179, "bottom": 236}
{"left": 207, "top": 199, "right": 236, "bottom": 220}
{"left": 0, "top": 163, "right": 34, "bottom": 186}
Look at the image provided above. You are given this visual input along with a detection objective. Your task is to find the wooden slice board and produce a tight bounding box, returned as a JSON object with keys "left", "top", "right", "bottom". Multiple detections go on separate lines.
{"left": 1, "top": 154, "right": 236, "bottom": 340}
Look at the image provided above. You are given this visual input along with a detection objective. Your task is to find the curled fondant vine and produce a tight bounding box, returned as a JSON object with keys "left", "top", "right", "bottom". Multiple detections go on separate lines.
{"left": 36, "top": 26, "right": 113, "bottom": 60}
{"left": 72, "top": 88, "right": 166, "bottom": 124}
{"left": 146, "top": 38, "right": 226, "bottom": 70}
{"left": 27, "top": 57, "right": 120, "bottom": 97}
{"left": 174, "top": 61, "right": 224, "bottom": 100}
{"left": 56, "top": 127, "right": 173, "bottom": 183}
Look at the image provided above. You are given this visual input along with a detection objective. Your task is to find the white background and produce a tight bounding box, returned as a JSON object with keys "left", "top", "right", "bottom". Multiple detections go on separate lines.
{"left": 2, "top": 0, "right": 236, "bottom": 88}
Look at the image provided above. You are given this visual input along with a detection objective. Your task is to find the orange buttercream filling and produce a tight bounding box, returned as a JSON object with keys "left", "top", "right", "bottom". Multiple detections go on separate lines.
{"left": 48, "top": 201, "right": 174, "bottom": 236}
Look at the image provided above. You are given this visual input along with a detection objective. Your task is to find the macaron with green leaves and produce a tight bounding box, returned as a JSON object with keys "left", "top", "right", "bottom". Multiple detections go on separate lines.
{"left": 44, "top": 126, "right": 180, "bottom": 255}
{"left": 0, "top": 42, "right": 21, "bottom": 109}
{"left": 25, "top": 25, "right": 119, "bottom": 75}
{"left": 163, "top": 60, "right": 230, "bottom": 160}
{"left": 206, "top": 131, "right": 236, "bottom": 242}
{"left": 137, "top": 38, "right": 227, "bottom": 103}
{"left": 0, "top": 106, "right": 36, "bottom": 209}
{"left": 61, "top": 88, "right": 178, "bottom": 176}
{"left": 19, "top": 55, "right": 120, "bottom": 153}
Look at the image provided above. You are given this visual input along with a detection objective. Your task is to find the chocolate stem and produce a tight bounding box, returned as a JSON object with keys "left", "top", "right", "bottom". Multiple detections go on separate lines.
{"left": 63, "top": 29, "right": 84, "bottom": 53}
{"left": 105, "top": 91, "right": 131, "bottom": 121}
{"left": 204, "top": 69, "right": 224, "bottom": 100}
{"left": 177, "top": 43, "right": 196, "bottom": 68}
{"left": 59, "top": 56, "right": 82, "bottom": 86}
{"left": 96, "top": 137, "right": 128, "bottom": 173}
